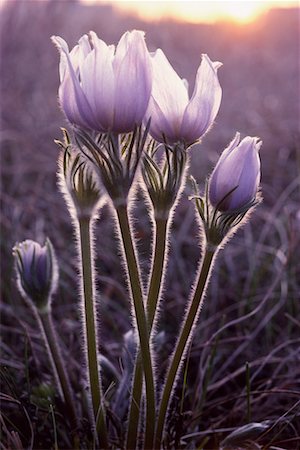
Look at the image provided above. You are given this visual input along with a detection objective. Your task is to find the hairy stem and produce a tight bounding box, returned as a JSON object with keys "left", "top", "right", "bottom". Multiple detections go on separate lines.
{"left": 116, "top": 204, "right": 156, "bottom": 450}
{"left": 147, "top": 218, "right": 169, "bottom": 325}
{"left": 78, "top": 217, "right": 108, "bottom": 448}
{"left": 155, "top": 247, "right": 216, "bottom": 449}
{"left": 39, "top": 310, "right": 78, "bottom": 432}
{"left": 126, "top": 217, "right": 168, "bottom": 449}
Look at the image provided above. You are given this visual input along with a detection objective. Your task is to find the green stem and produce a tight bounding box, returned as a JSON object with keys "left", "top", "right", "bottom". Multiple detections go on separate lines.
{"left": 78, "top": 217, "right": 108, "bottom": 449}
{"left": 147, "top": 218, "right": 169, "bottom": 326}
{"left": 155, "top": 247, "right": 216, "bottom": 449}
{"left": 116, "top": 204, "right": 156, "bottom": 450}
{"left": 39, "top": 310, "right": 78, "bottom": 433}
{"left": 126, "top": 217, "right": 168, "bottom": 449}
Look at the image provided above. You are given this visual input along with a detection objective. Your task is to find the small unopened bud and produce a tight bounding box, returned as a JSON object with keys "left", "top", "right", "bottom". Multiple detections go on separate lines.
{"left": 142, "top": 142, "right": 187, "bottom": 219}
{"left": 209, "top": 133, "right": 261, "bottom": 212}
{"left": 56, "top": 129, "right": 104, "bottom": 220}
{"left": 13, "top": 239, "right": 58, "bottom": 312}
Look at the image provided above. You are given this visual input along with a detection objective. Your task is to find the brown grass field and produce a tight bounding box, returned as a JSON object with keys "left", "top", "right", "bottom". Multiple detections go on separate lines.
{"left": 1, "top": 1, "right": 300, "bottom": 448}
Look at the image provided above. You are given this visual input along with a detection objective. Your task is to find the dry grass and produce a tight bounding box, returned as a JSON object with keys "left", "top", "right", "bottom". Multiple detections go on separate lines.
{"left": 1, "top": 1, "right": 299, "bottom": 448}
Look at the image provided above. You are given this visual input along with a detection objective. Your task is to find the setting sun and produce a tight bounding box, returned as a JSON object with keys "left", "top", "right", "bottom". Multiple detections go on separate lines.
{"left": 218, "top": 1, "right": 265, "bottom": 23}
{"left": 81, "top": 0, "right": 299, "bottom": 24}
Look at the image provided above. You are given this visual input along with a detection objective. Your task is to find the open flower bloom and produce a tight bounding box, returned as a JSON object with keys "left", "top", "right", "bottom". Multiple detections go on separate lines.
{"left": 51, "top": 30, "right": 152, "bottom": 133}
{"left": 146, "top": 50, "right": 222, "bottom": 145}
{"left": 209, "top": 133, "right": 262, "bottom": 211}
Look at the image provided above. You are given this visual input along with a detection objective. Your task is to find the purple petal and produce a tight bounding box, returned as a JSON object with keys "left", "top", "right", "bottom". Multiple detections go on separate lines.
{"left": 210, "top": 151, "right": 244, "bottom": 210}
{"left": 147, "top": 49, "right": 189, "bottom": 142}
{"left": 209, "top": 135, "right": 261, "bottom": 210}
{"left": 229, "top": 137, "right": 261, "bottom": 209}
{"left": 145, "top": 95, "right": 177, "bottom": 143}
{"left": 52, "top": 35, "right": 97, "bottom": 130}
{"left": 80, "top": 32, "right": 115, "bottom": 131}
{"left": 181, "top": 54, "right": 222, "bottom": 142}
{"left": 113, "top": 30, "right": 152, "bottom": 132}
{"left": 18, "top": 240, "right": 41, "bottom": 283}
{"left": 214, "top": 132, "right": 241, "bottom": 168}
{"left": 69, "top": 35, "right": 91, "bottom": 75}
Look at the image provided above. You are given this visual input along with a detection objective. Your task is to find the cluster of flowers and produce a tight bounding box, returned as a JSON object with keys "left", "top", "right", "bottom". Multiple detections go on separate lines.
{"left": 13, "top": 29, "right": 262, "bottom": 450}
{"left": 51, "top": 30, "right": 260, "bottom": 210}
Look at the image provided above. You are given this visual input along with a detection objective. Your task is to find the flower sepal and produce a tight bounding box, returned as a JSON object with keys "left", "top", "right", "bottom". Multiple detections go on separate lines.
{"left": 190, "top": 177, "right": 261, "bottom": 248}
{"left": 142, "top": 141, "right": 188, "bottom": 220}
{"left": 75, "top": 122, "right": 150, "bottom": 207}
{"left": 57, "top": 128, "right": 103, "bottom": 221}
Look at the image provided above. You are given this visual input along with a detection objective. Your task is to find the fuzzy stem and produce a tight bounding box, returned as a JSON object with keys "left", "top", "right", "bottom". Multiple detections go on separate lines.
{"left": 78, "top": 217, "right": 108, "bottom": 449}
{"left": 126, "top": 217, "right": 168, "bottom": 449}
{"left": 155, "top": 247, "right": 216, "bottom": 449}
{"left": 147, "top": 218, "right": 169, "bottom": 325}
{"left": 39, "top": 310, "right": 78, "bottom": 432}
{"left": 116, "top": 204, "right": 156, "bottom": 450}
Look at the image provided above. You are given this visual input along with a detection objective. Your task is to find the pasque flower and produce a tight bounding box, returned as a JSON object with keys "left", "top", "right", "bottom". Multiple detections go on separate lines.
{"left": 56, "top": 129, "right": 103, "bottom": 220}
{"left": 146, "top": 50, "right": 222, "bottom": 145}
{"left": 51, "top": 30, "right": 152, "bottom": 133}
{"left": 13, "top": 239, "right": 58, "bottom": 311}
{"left": 209, "top": 133, "right": 261, "bottom": 212}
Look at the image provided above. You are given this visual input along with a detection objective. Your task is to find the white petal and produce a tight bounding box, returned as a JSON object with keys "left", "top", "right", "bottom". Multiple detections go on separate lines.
{"left": 78, "top": 34, "right": 92, "bottom": 58}
{"left": 113, "top": 30, "right": 132, "bottom": 71}
{"left": 69, "top": 34, "right": 91, "bottom": 79}
{"left": 51, "top": 36, "right": 69, "bottom": 82}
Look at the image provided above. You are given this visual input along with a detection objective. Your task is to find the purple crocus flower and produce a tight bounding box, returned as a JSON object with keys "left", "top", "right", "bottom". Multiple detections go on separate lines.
{"left": 209, "top": 133, "right": 262, "bottom": 212}
{"left": 13, "top": 239, "right": 58, "bottom": 310}
{"left": 51, "top": 30, "right": 152, "bottom": 133}
{"left": 145, "top": 50, "right": 222, "bottom": 145}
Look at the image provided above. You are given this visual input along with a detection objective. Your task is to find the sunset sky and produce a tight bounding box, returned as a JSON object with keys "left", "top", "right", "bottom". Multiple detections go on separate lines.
{"left": 81, "top": 0, "right": 299, "bottom": 24}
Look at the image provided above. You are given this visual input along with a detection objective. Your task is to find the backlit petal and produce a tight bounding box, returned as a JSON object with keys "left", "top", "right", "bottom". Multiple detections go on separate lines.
{"left": 181, "top": 54, "right": 222, "bottom": 142}
{"left": 52, "top": 35, "right": 96, "bottom": 129}
{"left": 113, "top": 30, "right": 152, "bottom": 132}
{"left": 148, "top": 49, "right": 189, "bottom": 141}
{"left": 145, "top": 95, "right": 176, "bottom": 142}
{"left": 80, "top": 32, "right": 115, "bottom": 131}
{"left": 209, "top": 135, "right": 261, "bottom": 211}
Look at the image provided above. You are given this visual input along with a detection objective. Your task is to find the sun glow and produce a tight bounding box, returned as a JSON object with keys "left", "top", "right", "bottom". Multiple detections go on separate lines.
{"left": 81, "top": 0, "right": 298, "bottom": 24}
{"left": 217, "top": 2, "right": 265, "bottom": 23}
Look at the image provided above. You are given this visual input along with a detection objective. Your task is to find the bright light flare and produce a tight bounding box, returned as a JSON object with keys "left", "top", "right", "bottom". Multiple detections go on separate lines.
{"left": 81, "top": 0, "right": 299, "bottom": 24}
{"left": 219, "top": 1, "right": 265, "bottom": 23}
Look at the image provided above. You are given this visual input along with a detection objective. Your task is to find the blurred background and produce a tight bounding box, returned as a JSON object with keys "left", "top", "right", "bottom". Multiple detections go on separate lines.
{"left": 1, "top": 0, "right": 300, "bottom": 448}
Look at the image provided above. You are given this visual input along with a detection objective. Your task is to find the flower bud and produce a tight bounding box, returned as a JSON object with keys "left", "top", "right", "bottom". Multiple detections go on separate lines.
{"left": 51, "top": 30, "right": 152, "bottom": 134}
{"left": 209, "top": 133, "right": 261, "bottom": 212}
{"left": 13, "top": 239, "right": 58, "bottom": 311}
{"left": 142, "top": 143, "right": 187, "bottom": 219}
{"left": 56, "top": 129, "right": 104, "bottom": 220}
{"left": 146, "top": 50, "right": 222, "bottom": 145}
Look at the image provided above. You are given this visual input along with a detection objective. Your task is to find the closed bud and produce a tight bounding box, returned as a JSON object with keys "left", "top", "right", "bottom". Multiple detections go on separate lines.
{"left": 142, "top": 142, "right": 187, "bottom": 219}
{"left": 13, "top": 239, "right": 58, "bottom": 312}
{"left": 56, "top": 129, "right": 104, "bottom": 220}
{"left": 209, "top": 133, "right": 261, "bottom": 212}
